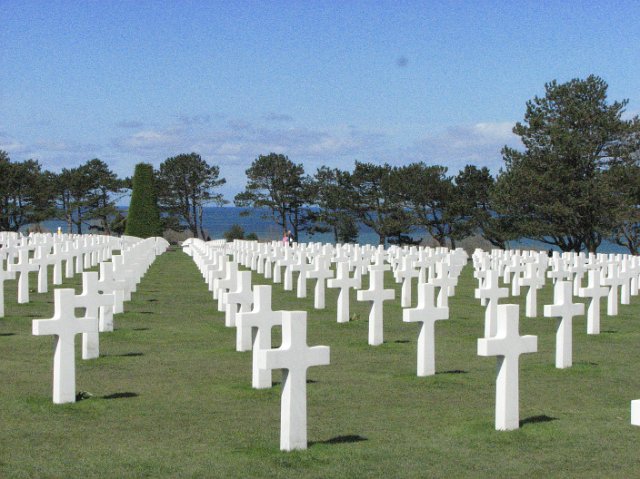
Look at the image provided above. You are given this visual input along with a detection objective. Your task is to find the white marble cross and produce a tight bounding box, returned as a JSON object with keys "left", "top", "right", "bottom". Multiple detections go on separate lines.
{"left": 276, "top": 248, "right": 295, "bottom": 287}
{"left": 578, "top": 269, "right": 609, "bottom": 335}
{"left": 224, "top": 270, "right": 253, "bottom": 348}
{"left": 327, "top": 261, "right": 361, "bottom": 323}
{"left": 477, "top": 304, "right": 537, "bottom": 430}
{"left": 518, "top": 262, "right": 545, "bottom": 318}
{"left": 32, "top": 288, "right": 100, "bottom": 404}
{"left": 8, "top": 247, "right": 39, "bottom": 303}
{"left": 431, "top": 261, "right": 457, "bottom": 308}
{"left": 357, "top": 268, "right": 395, "bottom": 346}
{"left": 543, "top": 280, "right": 584, "bottom": 369}
{"left": 215, "top": 261, "right": 239, "bottom": 311}
{"left": 395, "top": 255, "right": 420, "bottom": 308}
{"left": 504, "top": 255, "right": 525, "bottom": 296}
{"left": 307, "top": 255, "right": 334, "bottom": 309}
{"left": 257, "top": 311, "right": 330, "bottom": 451}
{"left": 602, "top": 262, "right": 623, "bottom": 316}
{"left": 75, "top": 272, "right": 116, "bottom": 359}
{"left": 0, "top": 262, "right": 10, "bottom": 317}
{"left": 236, "top": 285, "right": 285, "bottom": 389}
{"left": 403, "top": 283, "right": 449, "bottom": 376}
{"left": 98, "top": 261, "right": 126, "bottom": 317}
{"left": 475, "top": 269, "right": 508, "bottom": 338}
{"left": 32, "top": 245, "right": 52, "bottom": 293}
{"left": 292, "top": 253, "right": 314, "bottom": 299}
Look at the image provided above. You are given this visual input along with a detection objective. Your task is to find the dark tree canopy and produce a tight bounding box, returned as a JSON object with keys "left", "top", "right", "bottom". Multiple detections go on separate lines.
{"left": 345, "top": 161, "right": 411, "bottom": 246}
{"left": 234, "top": 153, "right": 309, "bottom": 241}
{"left": 125, "top": 163, "right": 162, "bottom": 238}
{"left": 157, "top": 153, "right": 226, "bottom": 240}
{"left": 0, "top": 151, "right": 51, "bottom": 231}
{"left": 309, "top": 166, "right": 359, "bottom": 244}
{"left": 493, "top": 75, "right": 640, "bottom": 253}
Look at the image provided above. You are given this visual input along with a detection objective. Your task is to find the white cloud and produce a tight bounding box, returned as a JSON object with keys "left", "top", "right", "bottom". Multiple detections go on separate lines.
{"left": 114, "top": 128, "right": 183, "bottom": 151}
{"left": 405, "top": 121, "right": 521, "bottom": 173}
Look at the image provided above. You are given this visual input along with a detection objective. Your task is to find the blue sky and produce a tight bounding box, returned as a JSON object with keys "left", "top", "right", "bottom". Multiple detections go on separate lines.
{"left": 2, "top": 1, "right": 639, "bottom": 199}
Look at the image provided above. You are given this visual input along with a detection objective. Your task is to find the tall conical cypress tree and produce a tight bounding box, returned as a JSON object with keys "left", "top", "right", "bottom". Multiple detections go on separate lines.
{"left": 125, "top": 163, "right": 162, "bottom": 238}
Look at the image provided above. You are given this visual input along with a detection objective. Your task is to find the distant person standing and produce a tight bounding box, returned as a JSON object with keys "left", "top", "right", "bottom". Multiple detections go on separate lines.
{"left": 287, "top": 230, "right": 294, "bottom": 246}
{"left": 283, "top": 230, "right": 288, "bottom": 246}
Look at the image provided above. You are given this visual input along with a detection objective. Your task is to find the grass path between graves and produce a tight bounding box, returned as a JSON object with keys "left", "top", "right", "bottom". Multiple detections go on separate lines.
{"left": 2, "top": 247, "right": 640, "bottom": 478}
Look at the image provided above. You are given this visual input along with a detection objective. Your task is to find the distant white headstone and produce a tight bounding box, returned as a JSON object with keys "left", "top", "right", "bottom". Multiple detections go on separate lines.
{"left": 403, "top": 283, "right": 449, "bottom": 376}
{"left": 357, "top": 268, "right": 395, "bottom": 346}
{"left": 236, "top": 285, "right": 285, "bottom": 389}
{"left": 475, "top": 269, "right": 508, "bottom": 338}
{"left": 543, "top": 280, "right": 584, "bottom": 369}
{"left": 578, "top": 269, "right": 609, "bottom": 335}
{"left": 327, "top": 261, "right": 361, "bottom": 323}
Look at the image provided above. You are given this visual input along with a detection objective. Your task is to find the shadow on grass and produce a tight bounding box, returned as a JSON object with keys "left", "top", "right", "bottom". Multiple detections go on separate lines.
{"left": 272, "top": 379, "right": 318, "bottom": 386}
{"left": 437, "top": 370, "right": 468, "bottom": 375}
{"left": 147, "top": 299, "right": 158, "bottom": 302}
{"left": 106, "top": 352, "right": 144, "bottom": 357}
{"left": 519, "top": 415, "right": 557, "bottom": 427}
{"left": 102, "top": 392, "right": 139, "bottom": 400}
{"left": 132, "top": 327, "right": 150, "bottom": 331}
{"left": 309, "top": 435, "right": 368, "bottom": 447}
{"left": 0, "top": 333, "right": 16, "bottom": 337}
{"left": 137, "top": 312, "right": 154, "bottom": 315}
{"left": 394, "top": 340, "right": 411, "bottom": 344}
{"left": 601, "top": 330, "right": 617, "bottom": 334}
{"left": 574, "top": 361, "right": 598, "bottom": 366}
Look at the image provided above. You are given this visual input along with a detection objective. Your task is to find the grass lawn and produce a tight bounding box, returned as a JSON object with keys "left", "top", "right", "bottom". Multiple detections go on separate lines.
{"left": 2, "top": 246, "right": 640, "bottom": 478}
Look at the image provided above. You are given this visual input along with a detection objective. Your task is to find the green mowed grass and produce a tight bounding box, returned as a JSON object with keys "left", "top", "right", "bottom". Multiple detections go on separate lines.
{"left": 2, "top": 247, "right": 640, "bottom": 478}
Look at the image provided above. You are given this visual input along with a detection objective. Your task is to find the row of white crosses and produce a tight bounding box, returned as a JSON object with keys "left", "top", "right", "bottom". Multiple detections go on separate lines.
{"left": 225, "top": 239, "right": 468, "bottom": 369}
{"left": 31, "top": 235, "right": 169, "bottom": 404}
{"left": 0, "top": 232, "right": 122, "bottom": 314}
{"left": 471, "top": 248, "right": 640, "bottom": 430}
{"left": 193, "top": 239, "right": 469, "bottom": 377}
{"left": 185, "top": 238, "right": 330, "bottom": 451}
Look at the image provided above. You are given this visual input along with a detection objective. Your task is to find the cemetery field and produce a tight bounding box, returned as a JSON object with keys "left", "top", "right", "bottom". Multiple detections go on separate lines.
{"left": 2, "top": 248, "right": 640, "bottom": 478}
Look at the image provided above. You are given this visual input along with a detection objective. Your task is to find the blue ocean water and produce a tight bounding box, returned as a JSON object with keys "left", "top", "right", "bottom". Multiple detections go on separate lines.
{"left": 31, "top": 206, "right": 629, "bottom": 254}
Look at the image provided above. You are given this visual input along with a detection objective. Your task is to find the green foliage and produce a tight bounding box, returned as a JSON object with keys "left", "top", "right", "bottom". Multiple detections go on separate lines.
{"left": 454, "top": 165, "right": 515, "bottom": 249}
{"left": 234, "top": 153, "right": 310, "bottom": 241}
{"left": 156, "top": 153, "right": 227, "bottom": 239}
{"left": 308, "top": 166, "right": 359, "bottom": 243}
{"left": 223, "top": 223, "right": 246, "bottom": 241}
{"left": 344, "top": 161, "right": 411, "bottom": 245}
{"left": 493, "top": 75, "right": 640, "bottom": 252}
{"left": 245, "top": 232, "right": 258, "bottom": 241}
{"left": 607, "top": 160, "right": 640, "bottom": 254}
{"left": 125, "top": 163, "right": 162, "bottom": 238}
{"left": 0, "top": 151, "right": 52, "bottom": 231}
{"left": 394, "top": 162, "right": 468, "bottom": 248}
{"left": 83, "top": 159, "right": 128, "bottom": 235}
{"left": 50, "top": 158, "right": 126, "bottom": 234}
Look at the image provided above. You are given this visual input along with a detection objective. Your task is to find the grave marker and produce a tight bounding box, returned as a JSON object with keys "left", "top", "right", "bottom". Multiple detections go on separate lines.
{"left": 258, "top": 311, "right": 330, "bottom": 451}
{"left": 477, "top": 304, "right": 537, "bottom": 430}
{"left": 403, "top": 283, "right": 449, "bottom": 376}
{"left": 578, "top": 269, "right": 609, "bottom": 335}
{"left": 236, "top": 285, "right": 285, "bottom": 388}
{"left": 357, "top": 268, "right": 395, "bottom": 346}
{"left": 32, "top": 289, "right": 99, "bottom": 404}
{"left": 543, "top": 280, "right": 584, "bottom": 368}
{"left": 327, "top": 261, "right": 361, "bottom": 323}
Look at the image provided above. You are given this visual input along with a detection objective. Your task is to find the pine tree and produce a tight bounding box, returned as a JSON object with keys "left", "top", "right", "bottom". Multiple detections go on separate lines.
{"left": 125, "top": 163, "right": 162, "bottom": 238}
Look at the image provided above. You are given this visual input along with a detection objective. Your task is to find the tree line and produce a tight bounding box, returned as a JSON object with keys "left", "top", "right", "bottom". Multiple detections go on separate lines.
{"left": 0, "top": 152, "right": 226, "bottom": 238}
{"left": 2, "top": 75, "right": 639, "bottom": 253}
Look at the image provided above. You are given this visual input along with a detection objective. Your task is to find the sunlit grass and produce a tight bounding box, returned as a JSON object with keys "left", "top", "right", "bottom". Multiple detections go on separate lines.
{"left": 1, "top": 247, "right": 640, "bottom": 478}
